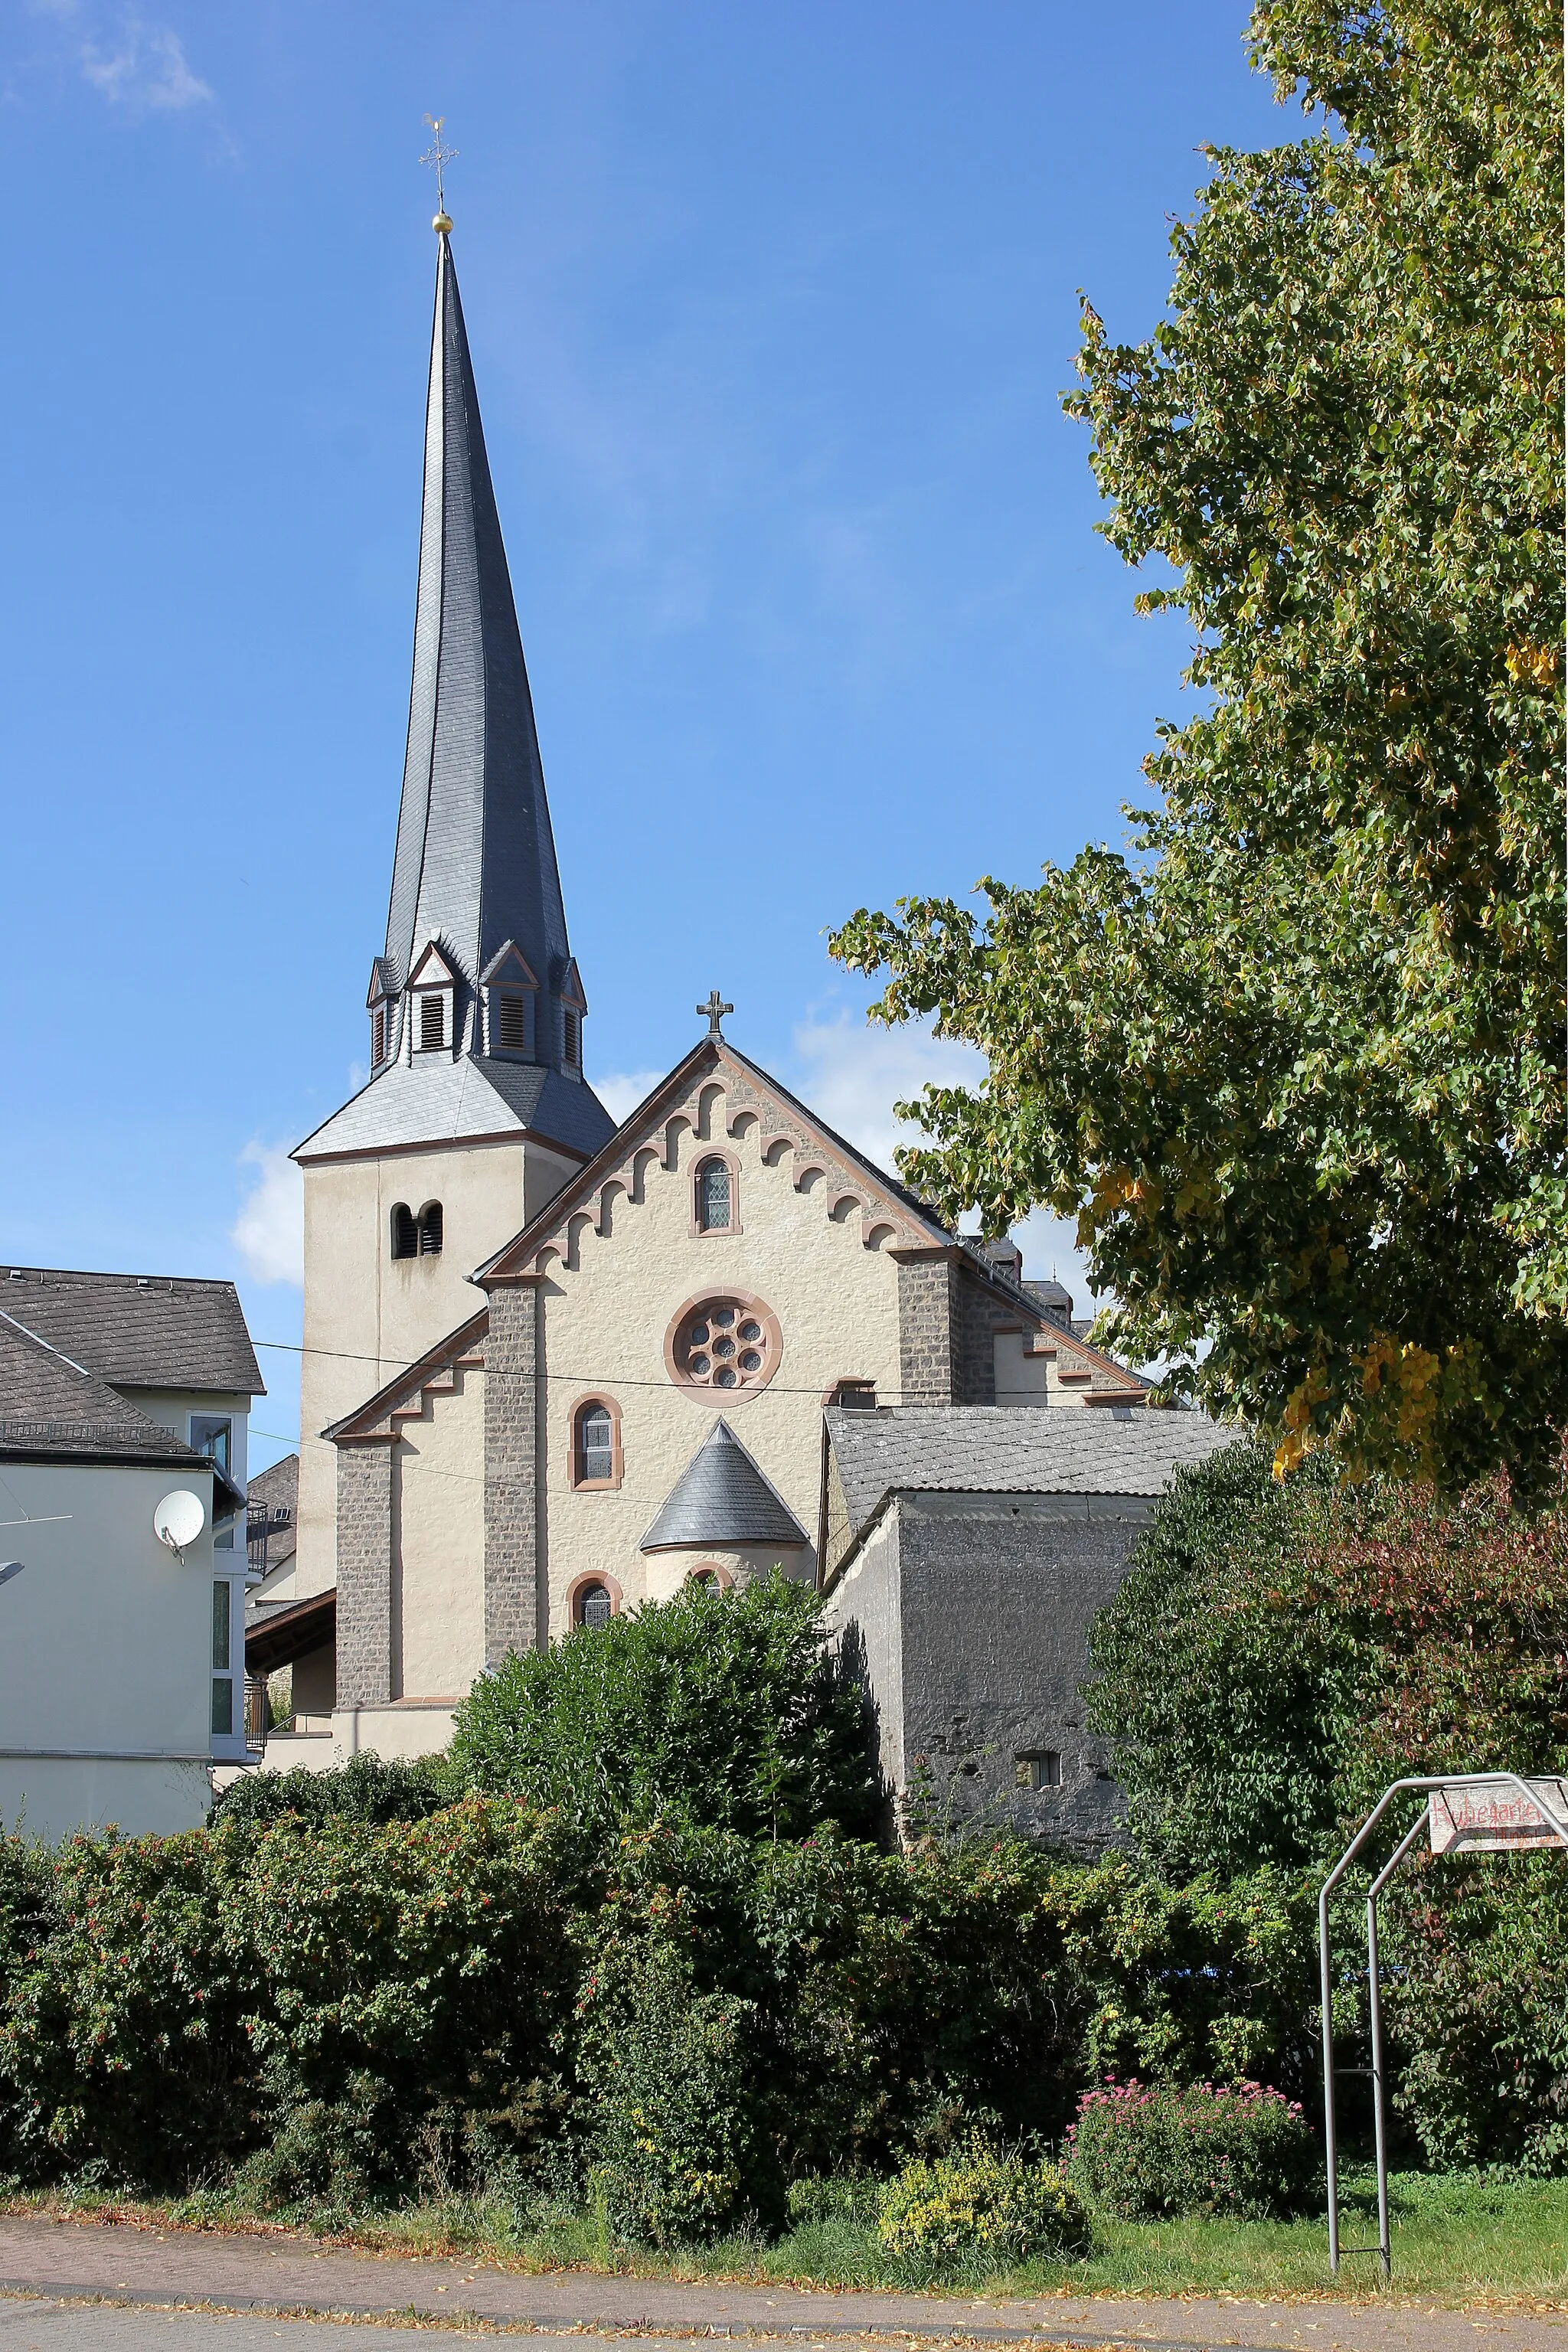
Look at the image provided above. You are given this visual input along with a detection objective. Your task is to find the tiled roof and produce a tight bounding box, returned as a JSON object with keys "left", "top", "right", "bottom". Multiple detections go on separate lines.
{"left": 293, "top": 1052, "right": 615, "bottom": 1162}
{"left": 640, "top": 1419, "right": 810, "bottom": 1552}
{"left": 0, "top": 1267, "right": 262, "bottom": 1396}
{"left": 826, "top": 1403, "right": 1243, "bottom": 1532}
{"left": 0, "top": 1313, "right": 214, "bottom": 1469}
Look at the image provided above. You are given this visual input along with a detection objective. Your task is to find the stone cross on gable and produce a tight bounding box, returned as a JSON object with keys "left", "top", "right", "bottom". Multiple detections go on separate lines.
{"left": 699, "top": 991, "right": 733, "bottom": 1040}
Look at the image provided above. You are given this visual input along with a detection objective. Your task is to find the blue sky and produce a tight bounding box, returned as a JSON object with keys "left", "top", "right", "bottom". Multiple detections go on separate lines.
{"left": 1, "top": 2, "right": 1292, "bottom": 1468}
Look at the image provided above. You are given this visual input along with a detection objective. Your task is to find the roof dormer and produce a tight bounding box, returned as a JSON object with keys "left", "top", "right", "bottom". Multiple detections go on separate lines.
{"left": 480, "top": 940, "right": 539, "bottom": 1060}
{"left": 366, "top": 956, "right": 398, "bottom": 1070}
{"left": 408, "top": 941, "right": 458, "bottom": 1057}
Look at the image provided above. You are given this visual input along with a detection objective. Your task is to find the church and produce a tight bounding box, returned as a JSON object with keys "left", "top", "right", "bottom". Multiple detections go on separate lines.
{"left": 251, "top": 216, "right": 1231, "bottom": 1843}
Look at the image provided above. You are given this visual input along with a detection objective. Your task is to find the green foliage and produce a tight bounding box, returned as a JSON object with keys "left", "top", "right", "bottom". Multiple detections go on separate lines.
{"left": 448, "top": 1574, "right": 878, "bottom": 1842}
{"left": 1065, "top": 2079, "right": 1318, "bottom": 2220}
{"left": 830, "top": 0, "right": 1566, "bottom": 1492}
{"left": 1085, "top": 1442, "right": 1568, "bottom": 1877}
{"left": 210, "top": 1751, "right": 449, "bottom": 1831}
{"left": 877, "top": 2138, "right": 1092, "bottom": 2275}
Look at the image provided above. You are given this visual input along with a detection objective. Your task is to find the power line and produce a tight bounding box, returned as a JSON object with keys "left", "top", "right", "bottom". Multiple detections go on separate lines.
{"left": 253, "top": 1336, "right": 898, "bottom": 1400}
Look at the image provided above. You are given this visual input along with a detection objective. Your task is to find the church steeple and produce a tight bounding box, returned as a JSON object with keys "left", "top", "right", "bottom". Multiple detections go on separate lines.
{"left": 383, "top": 224, "right": 575, "bottom": 1070}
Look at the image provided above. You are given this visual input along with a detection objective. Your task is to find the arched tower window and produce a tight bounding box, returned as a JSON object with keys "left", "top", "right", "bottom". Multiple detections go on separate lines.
{"left": 390, "top": 1204, "right": 418, "bottom": 1260}
{"left": 574, "top": 1579, "right": 613, "bottom": 1628}
{"left": 570, "top": 1395, "right": 622, "bottom": 1488}
{"left": 417, "top": 1202, "right": 443, "bottom": 1256}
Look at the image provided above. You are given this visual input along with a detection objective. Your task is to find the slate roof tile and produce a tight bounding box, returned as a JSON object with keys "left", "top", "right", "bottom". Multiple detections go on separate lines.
{"left": 0, "top": 1267, "right": 262, "bottom": 1396}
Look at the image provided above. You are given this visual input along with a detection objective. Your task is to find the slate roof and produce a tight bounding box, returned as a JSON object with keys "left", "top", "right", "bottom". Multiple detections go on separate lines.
{"left": 0, "top": 1266, "right": 262, "bottom": 1396}
{"left": 0, "top": 1312, "right": 224, "bottom": 1472}
{"left": 825, "top": 1404, "right": 1242, "bottom": 1534}
{"left": 294, "top": 1049, "right": 615, "bottom": 1162}
{"left": 641, "top": 1419, "right": 810, "bottom": 1552}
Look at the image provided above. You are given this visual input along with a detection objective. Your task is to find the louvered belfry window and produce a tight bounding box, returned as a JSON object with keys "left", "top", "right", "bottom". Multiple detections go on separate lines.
{"left": 390, "top": 1204, "right": 418, "bottom": 1260}
{"left": 371, "top": 1006, "right": 387, "bottom": 1065}
{"left": 418, "top": 1202, "right": 443, "bottom": 1256}
{"left": 497, "top": 992, "right": 528, "bottom": 1051}
{"left": 420, "top": 994, "right": 446, "bottom": 1050}
{"left": 562, "top": 1007, "right": 580, "bottom": 1068}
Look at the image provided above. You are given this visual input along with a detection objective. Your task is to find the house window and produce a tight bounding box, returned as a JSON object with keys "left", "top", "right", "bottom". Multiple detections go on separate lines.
{"left": 391, "top": 1204, "right": 418, "bottom": 1260}
{"left": 574, "top": 1401, "right": 615, "bottom": 1485}
{"left": 667, "top": 1293, "right": 780, "bottom": 1396}
{"left": 497, "top": 991, "right": 528, "bottom": 1052}
{"left": 420, "top": 994, "right": 446, "bottom": 1051}
{"left": 417, "top": 1202, "right": 443, "bottom": 1256}
{"left": 574, "top": 1579, "right": 613, "bottom": 1629}
{"left": 694, "top": 1156, "right": 732, "bottom": 1233}
{"left": 562, "top": 1007, "right": 581, "bottom": 1069}
{"left": 211, "top": 1579, "right": 234, "bottom": 1737}
{"left": 1014, "top": 1750, "right": 1061, "bottom": 1790}
{"left": 191, "top": 1415, "right": 232, "bottom": 1476}
{"left": 371, "top": 1004, "right": 387, "bottom": 1065}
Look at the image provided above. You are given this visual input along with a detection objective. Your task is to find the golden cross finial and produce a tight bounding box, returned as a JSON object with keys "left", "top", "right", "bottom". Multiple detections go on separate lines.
{"left": 421, "top": 114, "right": 458, "bottom": 230}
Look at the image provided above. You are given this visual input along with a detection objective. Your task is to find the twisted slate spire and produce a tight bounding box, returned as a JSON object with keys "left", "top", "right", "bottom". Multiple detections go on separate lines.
{"left": 384, "top": 227, "right": 571, "bottom": 1024}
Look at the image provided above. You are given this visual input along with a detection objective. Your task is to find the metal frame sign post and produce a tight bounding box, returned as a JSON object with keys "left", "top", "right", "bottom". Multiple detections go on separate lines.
{"left": 1318, "top": 1771, "right": 1568, "bottom": 2281}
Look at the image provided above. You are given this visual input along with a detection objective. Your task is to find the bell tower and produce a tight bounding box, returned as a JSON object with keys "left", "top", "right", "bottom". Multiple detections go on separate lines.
{"left": 290, "top": 214, "right": 616, "bottom": 1600}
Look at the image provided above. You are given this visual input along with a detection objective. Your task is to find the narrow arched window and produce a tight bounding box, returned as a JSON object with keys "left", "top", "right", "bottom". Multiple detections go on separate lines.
{"left": 574, "top": 1401, "right": 615, "bottom": 1485}
{"left": 417, "top": 1202, "right": 443, "bottom": 1256}
{"left": 575, "top": 1579, "right": 612, "bottom": 1628}
{"left": 695, "top": 1156, "right": 731, "bottom": 1232}
{"left": 390, "top": 1204, "right": 417, "bottom": 1260}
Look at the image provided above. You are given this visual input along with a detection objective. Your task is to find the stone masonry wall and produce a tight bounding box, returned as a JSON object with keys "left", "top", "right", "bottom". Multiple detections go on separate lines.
{"left": 335, "top": 1441, "right": 395, "bottom": 1707}
{"left": 483, "top": 1281, "right": 541, "bottom": 1664}
{"left": 895, "top": 1253, "right": 962, "bottom": 1403}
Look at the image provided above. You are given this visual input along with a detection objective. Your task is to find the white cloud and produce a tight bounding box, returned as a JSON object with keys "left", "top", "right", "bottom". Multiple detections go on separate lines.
{"left": 76, "top": 13, "right": 211, "bottom": 110}
{"left": 789, "top": 1011, "right": 1100, "bottom": 1307}
{"left": 231, "top": 1142, "right": 303, "bottom": 1289}
{"left": 594, "top": 1070, "right": 665, "bottom": 1127}
{"left": 789, "top": 1011, "right": 982, "bottom": 1180}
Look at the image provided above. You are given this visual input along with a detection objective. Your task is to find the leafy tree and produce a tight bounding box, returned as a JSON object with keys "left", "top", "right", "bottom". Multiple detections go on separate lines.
{"left": 447, "top": 1574, "right": 879, "bottom": 1841}
{"left": 831, "top": 0, "right": 1565, "bottom": 1491}
{"left": 1086, "top": 1439, "right": 1568, "bottom": 1877}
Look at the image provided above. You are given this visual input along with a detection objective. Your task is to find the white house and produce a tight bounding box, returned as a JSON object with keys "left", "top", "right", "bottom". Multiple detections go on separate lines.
{"left": 0, "top": 1268, "right": 264, "bottom": 1839}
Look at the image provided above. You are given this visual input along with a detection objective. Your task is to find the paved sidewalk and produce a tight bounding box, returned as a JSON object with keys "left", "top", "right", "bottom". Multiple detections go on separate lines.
{"left": 0, "top": 2215, "right": 1561, "bottom": 2352}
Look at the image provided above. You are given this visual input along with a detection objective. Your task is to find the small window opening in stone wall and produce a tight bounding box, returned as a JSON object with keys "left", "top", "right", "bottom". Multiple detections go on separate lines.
{"left": 417, "top": 1201, "right": 443, "bottom": 1256}
{"left": 390, "top": 1204, "right": 418, "bottom": 1260}
{"left": 1015, "top": 1749, "right": 1061, "bottom": 1790}
{"left": 574, "top": 1401, "right": 616, "bottom": 1485}
{"left": 575, "top": 1579, "right": 613, "bottom": 1628}
{"left": 695, "top": 1155, "right": 732, "bottom": 1232}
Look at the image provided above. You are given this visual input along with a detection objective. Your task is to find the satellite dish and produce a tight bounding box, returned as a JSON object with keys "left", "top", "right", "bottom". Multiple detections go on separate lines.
{"left": 0, "top": 1563, "right": 22, "bottom": 1589}
{"left": 153, "top": 1490, "right": 205, "bottom": 1557}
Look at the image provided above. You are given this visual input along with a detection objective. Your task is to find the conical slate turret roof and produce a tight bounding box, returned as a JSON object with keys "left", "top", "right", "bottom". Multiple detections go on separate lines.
{"left": 640, "top": 1419, "right": 809, "bottom": 1553}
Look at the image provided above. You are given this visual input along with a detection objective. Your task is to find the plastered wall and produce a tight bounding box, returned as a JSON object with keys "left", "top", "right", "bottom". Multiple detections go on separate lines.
{"left": 534, "top": 1084, "right": 906, "bottom": 1632}
{"left": 391, "top": 1361, "right": 487, "bottom": 1697}
{"left": 296, "top": 1134, "right": 575, "bottom": 1600}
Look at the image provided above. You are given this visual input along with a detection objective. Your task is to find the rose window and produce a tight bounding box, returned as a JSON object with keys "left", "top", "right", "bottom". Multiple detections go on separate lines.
{"left": 668, "top": 1295, "right": 780, "bottom": 1396}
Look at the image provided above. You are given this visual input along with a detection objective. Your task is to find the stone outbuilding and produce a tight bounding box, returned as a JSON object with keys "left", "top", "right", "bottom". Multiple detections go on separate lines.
{"left": 818, "top": 1405, "right": 1239, "bottom": 1850}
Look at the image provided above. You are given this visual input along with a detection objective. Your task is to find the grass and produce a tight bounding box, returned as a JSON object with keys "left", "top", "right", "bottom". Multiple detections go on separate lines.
{"left": 14, "top": 2169, "right": 1566, "bottom": 2308}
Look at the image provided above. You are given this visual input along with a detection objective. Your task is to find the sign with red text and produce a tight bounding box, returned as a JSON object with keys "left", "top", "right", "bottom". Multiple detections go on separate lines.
{"left": 1428, "top": 1778, "right": 1568, "bottom": 1854}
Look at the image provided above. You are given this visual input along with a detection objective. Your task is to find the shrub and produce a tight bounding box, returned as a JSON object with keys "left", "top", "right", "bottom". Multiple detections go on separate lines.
{"left": 1065, "top": 2079, "right": 1318, "bottom": 2220}
{"left": 210, "top": 1751, "right": 449, "bottom": 1830}
{"left": 877, "top": 2138, "right": 1091, "bottom": 2276}
{"left": 449, "top": 1573, "right": 877, "bottom": 1841}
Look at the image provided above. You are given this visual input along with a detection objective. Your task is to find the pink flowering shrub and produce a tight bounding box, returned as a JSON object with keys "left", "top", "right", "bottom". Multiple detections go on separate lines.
{"left": 1064, "top": 2078, "right": 1318, "bottom": 2220}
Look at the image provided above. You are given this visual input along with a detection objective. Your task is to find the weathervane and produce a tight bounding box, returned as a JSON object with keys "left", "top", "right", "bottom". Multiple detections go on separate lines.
{"left": 699, "top": 991, "right": 733, "bottom": 1040}
{"left": 421, "top": 114, "right": 458, "bottom": 231}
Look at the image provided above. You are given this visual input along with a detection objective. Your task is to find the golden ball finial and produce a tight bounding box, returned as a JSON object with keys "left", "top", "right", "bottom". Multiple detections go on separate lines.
{"left": 433, "top": 210, "right": 452, "bottom": 234}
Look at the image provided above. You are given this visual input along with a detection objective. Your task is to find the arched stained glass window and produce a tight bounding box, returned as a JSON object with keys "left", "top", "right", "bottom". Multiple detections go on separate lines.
{"left": 575, "top": 1580, "right": 613, "bottom": 1628}
{"left": 695, "top": 1157, "right": 732, "bottom": 1232}
{"left": 576, "top": 1402, "right": 615, "bottom": 1485}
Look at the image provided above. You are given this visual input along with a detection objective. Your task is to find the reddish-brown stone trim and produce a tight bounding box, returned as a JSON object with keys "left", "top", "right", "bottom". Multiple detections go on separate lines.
{"left": 564, "top": 1569, "right": 623, "bottom": 1626}
{"left": 689, "top": 1145, "right": 743, "bottom": 1237}
{"left": 663, "top": 1288, "right": 782, "bottom": 1404}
